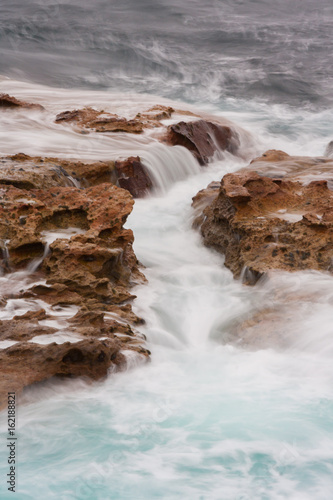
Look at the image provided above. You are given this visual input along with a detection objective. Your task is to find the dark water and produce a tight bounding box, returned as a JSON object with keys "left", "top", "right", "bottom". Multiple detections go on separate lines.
{"left": 1, "top": 0, "right": 333, "bottom": 107}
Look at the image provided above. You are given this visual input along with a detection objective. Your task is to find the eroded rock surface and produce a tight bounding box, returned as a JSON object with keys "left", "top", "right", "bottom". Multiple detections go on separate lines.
{"left": 194, "top": 150, "right": 333, "bottom": 282}
{"left": 0, "top": 181, "right": 149, "bottom": 407}
{"left": 0, "top": 153, "right": 152, "bottom": 198}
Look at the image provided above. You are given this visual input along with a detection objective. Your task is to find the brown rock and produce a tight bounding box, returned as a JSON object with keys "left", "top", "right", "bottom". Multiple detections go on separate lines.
{"left": 0, "top": 153, "right": 117, "bottom": 190}
{"left": 115, "top": 156, "right": 153, "bottom": 198}
{"left": 191, "top": 181, "right": 221, "bottom": 228}
{"left": 0, "top": 338, "right": 125, "bottom": 408}
{"left": 56, "top": 107, "right": 149, "bottom": 134}
{"left": 0, "top": 93, "right": 44, "bottom": 110}
{"left": 166, "top": 120, "right": 239, "bottom": 165}
{"left": 195, "top": 151, "right": 333, "bottom": 282}
{"left": 0, "top": 180, "right": 150, "bottom": 407}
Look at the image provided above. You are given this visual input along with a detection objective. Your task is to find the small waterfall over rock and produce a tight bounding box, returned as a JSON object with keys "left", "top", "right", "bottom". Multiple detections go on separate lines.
{"left": 140, "top": 143, "right": 201, "bottom": 193}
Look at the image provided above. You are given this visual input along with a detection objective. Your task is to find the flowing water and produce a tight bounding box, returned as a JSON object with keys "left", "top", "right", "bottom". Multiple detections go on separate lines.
{"left": 0, "top": 1, "right": 333, "bottom": 499}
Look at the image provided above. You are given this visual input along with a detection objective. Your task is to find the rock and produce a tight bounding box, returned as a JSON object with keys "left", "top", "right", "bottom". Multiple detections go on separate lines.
{"left": 0, "top": 93, "right": 44, "bottom": 110}
{"left": 191, "top": 181, "right": 221, "bottom": 228}
{"left": 195, "top": 150, "right": 333, "bottom": 283}
{"left": 0, "top": 153, "right": 117, "bottom": 190}
{"left": 165, "top": 120, "right": 240, "bottom": 165}
{"left": 0, "top": 181, "right": 149, "bottom": 407}
{"left": 55, "top": 107, "right": 145, "bottom": 133}
{"left": 136, "top": 105, "right": 175, "bottom": 121}
{"left": 0, "top": 152, "right": 153, "bottom": 198}
{"left": 55, "top": 108, "right": 144, "bottom": 134}
{"left": 55, "top": 105, "right": 176, "bottom": 134}
{"left": 115, "top": 156, "right": 153, "bottom": 198}
{"left": 0, "top": 154, "right": 78, "bottom": 190}
{"left": 0, "top": 338, "right": 125, "bottom": 408}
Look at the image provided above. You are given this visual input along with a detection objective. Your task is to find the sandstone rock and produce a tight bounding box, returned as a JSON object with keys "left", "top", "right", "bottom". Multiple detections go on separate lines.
{"left": 55, "top": 107, "right": 145, "bottom": 133}
{"left": 55, "top": 104, "right": 200, "bottom": 136}
{"left": 165, "top": 120, "right": 239, "bottom": 165}
{"left": 191, "top": 181, "right": 221, "bottom": 228}
{"left": 0, "top": 153, "right": 153, "bottom": 198}
{"left": 195, "top": 150, "right": 333, "bottom": 283}
{"left": 0, "top": 180, "right": 149, "bottom": 406}
{"left": 0, "top": 93, "right": 44, "bottom": 110}
{"left": 0, "top": 154, "right": 78, "bottom": 190}
{"left": 115, "top": 156, "right": 153, "bottom": 198}
{"left": 0, "top": 153, "right": 117, "bottom": 190}
{"left": 55, "top": 106, "right": 168, "bottom": 134}
{"left": 0, "top": 338, "right": 125, "bottom": 408}
{"left": 136, "top": 105, "right": 175, "bottom": 121}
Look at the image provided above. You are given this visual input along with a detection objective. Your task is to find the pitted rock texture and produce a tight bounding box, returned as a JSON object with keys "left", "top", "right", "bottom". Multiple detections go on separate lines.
{"left": 0, "top": 182, "right": 149, "bottom": 406}
{"left": 194, "top": 150, "right": 333, "bottom": 283}
{"left": 0, "top": 153, "right": 152, "bottom": 198}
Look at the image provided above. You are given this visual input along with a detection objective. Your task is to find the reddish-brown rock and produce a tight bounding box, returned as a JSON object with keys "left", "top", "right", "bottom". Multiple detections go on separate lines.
{"left": 166, "top": 120, "right": 240, "bottom": 165}
{"left": 0, "top": 338, "right": 125, "bottom": 408}
{"left": 0, "top": 93, "right": 44, "bottom": 110}
{"left": 0, "top": 153, "right": 117, "bottom": 190}
{"left": 194, "top": 150, "right": 333, "bottom": 283}
{"left": 0, "top": 181, "right": 149, "bottom": 407}
{"left": 55, "top": 107, "right": 145, "bottom": 133}
{"left": 115, "top": 156, "right": 153, "bottom": 198}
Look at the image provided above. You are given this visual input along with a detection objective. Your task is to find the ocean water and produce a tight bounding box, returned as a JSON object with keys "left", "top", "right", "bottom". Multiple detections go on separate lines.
{"left": 0, "top": 1, "right": 333, "bottom": 499}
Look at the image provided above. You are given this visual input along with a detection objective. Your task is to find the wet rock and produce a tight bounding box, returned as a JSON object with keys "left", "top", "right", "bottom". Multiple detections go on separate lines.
{"left": 0, "top": 317, "right": 56, "bottom": 342}
{"left": 194, "top": 150, "right": 333, "bottom": 282}
{"left": 0, "top": 153, "right": 117, "bottom": 190}
{"left": 55, "top": 107, "right": 144, "bottom": 133}
{"left": 0, "top": 154, "right": 78, "bottom": 190}
{"left": 165, "top": 120, "right": 239, "bottom": 165}
{"left": 115, "top": 156, "right": 153, "bottom": 198}
{"left": 0, "top": 93, "right": 44, "bottom": 110}
{"left": 0, "top": 338, "right": 125, "bottom": 408}
{"left": 191, "top": 181, "right": 221, "bottom": 228}
{"left": 0, "top": 181, "right": 149, "bottom": 406}
{"left": 55, "top": 105, "right": 175, "bottom": 134}
{"left": 0, "top": 153, "right": 150, "bottom": 197}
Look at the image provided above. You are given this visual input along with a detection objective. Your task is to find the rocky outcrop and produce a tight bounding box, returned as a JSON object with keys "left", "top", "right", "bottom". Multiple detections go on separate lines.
{"left": 0, "top": 338, "right": 125, "bottom": 407}
{"left": 0, "top": 153, "right": 118, "bottom": 190}
{"left": 194, "top": 150, "right": 333, "bottom": 283}
{"left": 55, "top": 104, "right": 177, "bottom": 134}
{"left": 0, "top": 93, "right": 44, "bottom": 110}
{"left": 165, "top": 120, "right": 240, "bottom": 165}
{"left": 0, "top": 153, "right": 152, "bottom": 197}
{"left": 0, "top": 179, "right": 149, "bottom": 406}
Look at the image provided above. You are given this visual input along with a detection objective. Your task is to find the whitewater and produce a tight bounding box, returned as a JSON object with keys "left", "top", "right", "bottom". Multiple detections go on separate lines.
{"left": 0, "top": 0, "right": 333, "bottom": 498}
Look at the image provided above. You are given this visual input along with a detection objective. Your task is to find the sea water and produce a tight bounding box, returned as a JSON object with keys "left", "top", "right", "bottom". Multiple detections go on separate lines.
{"left": 0, "top": 1, "right": 333, "bottom": 499}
